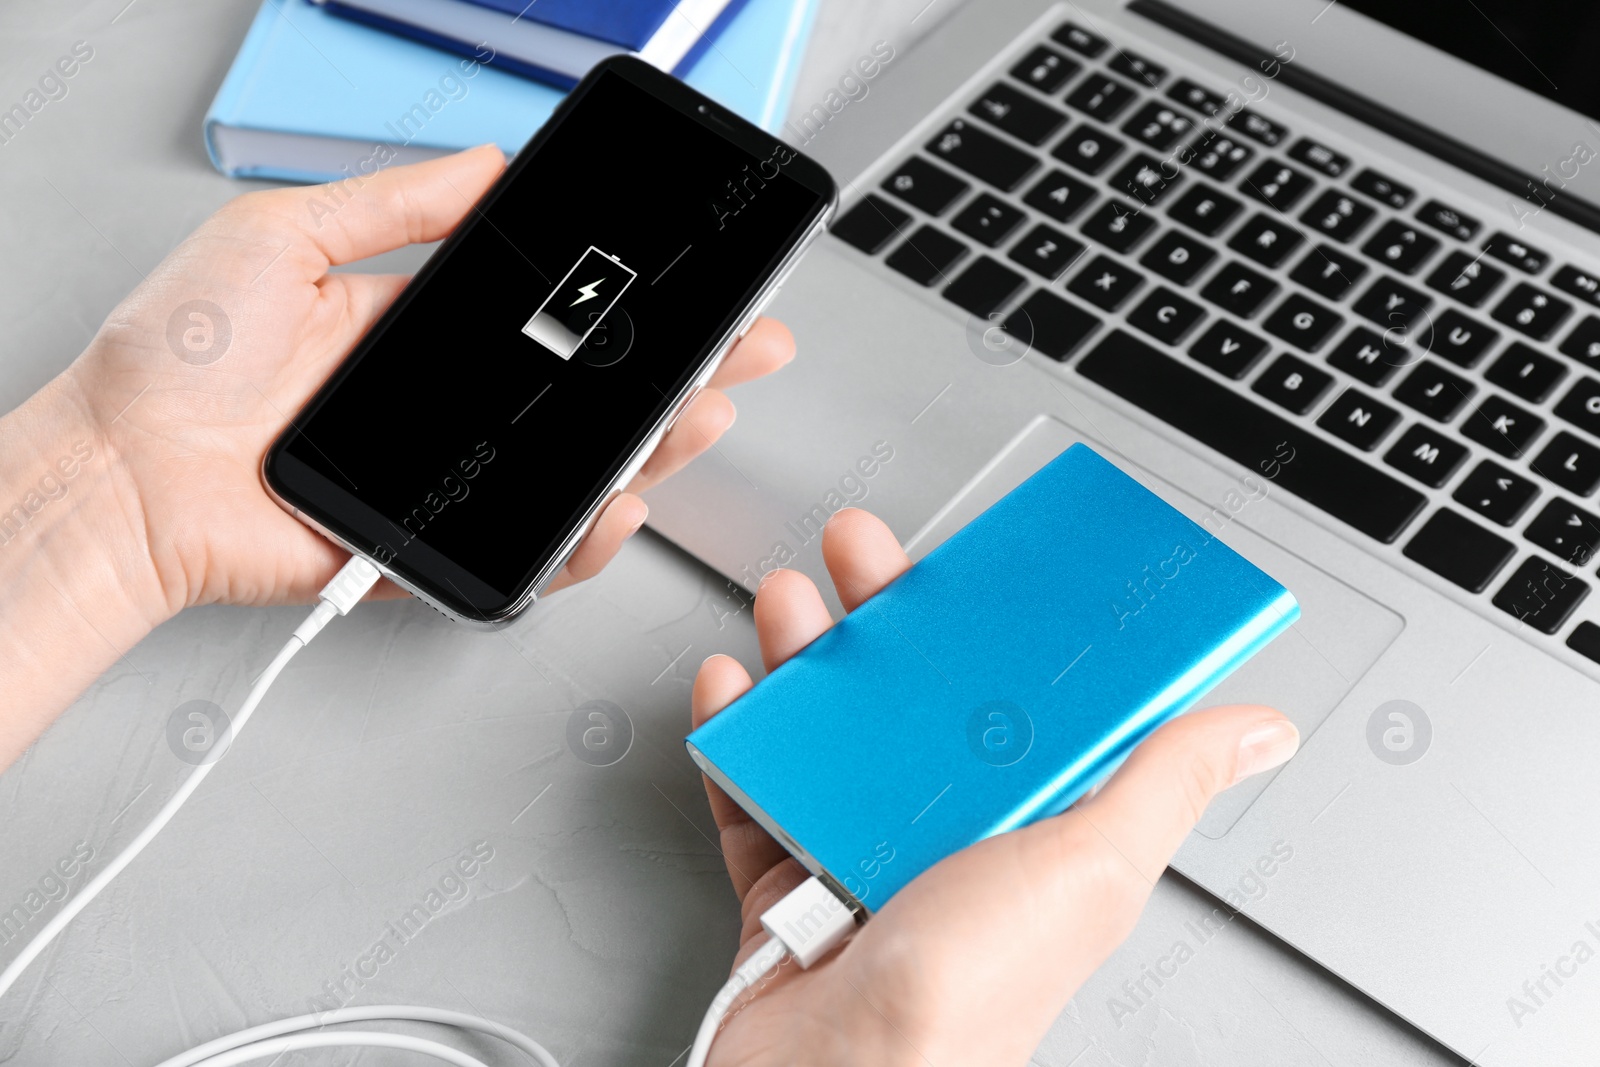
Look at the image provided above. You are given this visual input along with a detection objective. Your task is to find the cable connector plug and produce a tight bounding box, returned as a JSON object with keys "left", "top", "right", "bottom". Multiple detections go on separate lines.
{"left": 320, "top": 555, "right": 382, "bottom": 614}
{"left": 293, "top": 555, "right": 383, "bottom": 646}
{"left": 759, "top": 875, "right": 856, "bottom": 968}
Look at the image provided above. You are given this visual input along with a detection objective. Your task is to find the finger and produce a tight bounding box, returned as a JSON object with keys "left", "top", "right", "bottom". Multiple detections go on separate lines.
{"left": 821, "top": 508, "right": 911, "bottom": 612}
{"left": 245, "top": 145, "right": 506, "bottom": 267}
{"left": 1072, "top": 704, "right": 1298, "bottom": 885}
{"left": 843, "top": 705, "right": 1298, "bottom": 1065}
{"left": 692, "top": 654, "right": 794, "bottom": 901}
{"left": 706, "top": 318, "right": 795, "bottom": 389}
{"left": 753, "top": 569, "right": 832, "bottom": 673}
{"left": 624, "top": 387, "right": 736, "bottom": 494}
{"left": 543, "top": 492, "right": 648, "bottom": 593}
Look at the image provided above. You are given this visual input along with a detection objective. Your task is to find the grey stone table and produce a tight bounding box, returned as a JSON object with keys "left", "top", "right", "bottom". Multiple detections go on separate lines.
{"left": 0, "top": 1, "right": 1461, "bottom": 1064}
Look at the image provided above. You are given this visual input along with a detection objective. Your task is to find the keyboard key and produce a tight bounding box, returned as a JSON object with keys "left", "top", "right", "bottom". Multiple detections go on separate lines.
{"left": 952, "top": 193, "right": 1027, "bottom": 246}
{"left": 1354, "top": 276, "right": 1433, "bottom": 332}
{"left": 1425, "top": 251, "right": 1506, "bottom": 307}
{"left": 928, "top": 120, "right": 1036, "bottom": 194}
{"left": 1493, "top": 283, "right": 1573, "bottom": 340}
{"left": 1120, "top": 102, "right": 1195, "bottom": 152}
{"left": 1328, "top": 327, "right": 1413, "bottom": 386}
{"left": 1454, "top": 461, "right": 1539, "bottom": 525}
{"left": 1052, "top": 125, "right": 1125, "bottom": 176}
{"left": 831, "top": 195, "right": 911, "bottom": 255}
{"left": 1493, "top": 558, "right": 1589, "bottom": 634}
{"left": 1299, "top": 190, "right": 1376, "bottom": 242}
{"left": 1317, "top": 388, "right": 1401, "bottom": 450}
{"left": 1189, "top": 320, "right": 1270, "bottom": 378}
{"left": 1229, "top": 213, "right": 1303, "bottom": 268}
{"left": 1107, "top": 50, "right": 1167, "bottom": 87}
{"left": 1555, "top": 377, "right": 1600, "bottom": 438}
{"left": 1052, "top": 22, "right": 1108, "bottom": 57}
{"left": 1240, "top": 160, "right": 1315, "bottom": 212}
{"left": 942, "top": 256, "right": 1026, "bottom": 317}
{"left": 1007, "top": 222, "right": 1087, "bottom": 279}
{"left": 1003, "top": 289, "right": 1101, "bottom": 361}
{"left": 1167, "top": 78, "right": 1228, "bottom": 117}
{"left": 1484, "top": 342, "right": 1566, "bottom": 402}
{"left": 1561, "top": 316, "right": 1600, "bottom": 372}
{"left": 1532, "top": 431, "right": 1600, "bottom": 495}
{"left": 970, "top": 83, "right": 1068, "bottom": 146}
{"left": 1181, "top": 128, "right": 1255, "bottom": 180}
{"left": 1351, "top": 167, "right": 1414, "bottom": 209}
{"left": 1287, "top": 138, "right": 1351, "bottom": 177}
{"left": 1023, "top": 169, "right": 1098, "bottom": 222}
{"left": 1010, "top": 45, "right": 1080, "bottom": 94}
{"left": 1166, "top": 183, "right": 1242, "bottom": 236}
{"left": 927, "top": 119, "right": 1039, "bottom": 192}
{"left": 1570, "top": 621, "right": 1600, "bottom": 663}
{"left": 1425, "top": 308, "right": 1499, "bottom": 368}
{"left": 885, "top": 225, "right": 967, "bottom": 286}
{"left": 1483, "top": 232, "right": 1549, "bottom": 274}
{"left": 1264, "top": 292, "right": 1343, "bottom": 351}
{"left": 1066, "top": 75, "right": 1139, "bottom": 122}
{"left": 1202, "top": 261, "right": 1278, "bottom": 317}
{"left": 1290, "top": 245, "right": 1368, "bottom": 301}
{"left": 1385, "top": 424, "right": 1469, "bottom": 487}
{"left": 1127, "top": 287, "right": 1206, "bottom": 344}
{"left": 881, "top": 158, "right": 970, "bottom": 216}
{"left": 1361, "top": 220, "right": 1440, "bottom": 274}
{"left": 1252, "top": 354, "right": 1333, "bottom": 413}
{"left": 1460, "top": 395, "right": 1545, "bottom": 458}
{"left": 1109, "top": 153, "right": 1184, "bottom": 206}
{"left": 1404, "top": 509, "right": 1515, "bottom": 592}
{"left": 1551, "top": 265, "right": 1600, "bottom": 308}
{"left": 1415, "top": 199, "right": 1480, "bottom": 242}
{"left": 1068, "top": 253, "right": 1145, "bottom": 310}
{"left": 1525, "top": 498, "right": 1600, "bottom": 567}
{"left": 1080, "top": 199, "right": 1157, "bottom": 253}
{"left": 1393, "top": 361, "right": 1474, "bottom": 421}
{"left": 1234, "top": 111, "right": 1290, "bottom": 148}
{"left": 1077, "top": 330, "right": 1427, "bottom": 541}
{"left": 1140, "top": 230, "right": 1216, "bottom": 284}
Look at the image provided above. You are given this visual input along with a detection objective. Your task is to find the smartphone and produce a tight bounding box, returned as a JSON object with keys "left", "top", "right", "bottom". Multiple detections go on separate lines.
{"left": 263, "top": 56, "right": 837, "bottom": 623}
{"left": 685, "top": 445, "right": 1298, "bottom": 912}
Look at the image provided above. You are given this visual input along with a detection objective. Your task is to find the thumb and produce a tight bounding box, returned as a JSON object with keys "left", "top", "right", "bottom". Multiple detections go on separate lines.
{"left": 1071, "top": 703, "right": 1300, "bottom": 887}
{"left": 839, "top": 705, "right": 1298, "bottom": 1066}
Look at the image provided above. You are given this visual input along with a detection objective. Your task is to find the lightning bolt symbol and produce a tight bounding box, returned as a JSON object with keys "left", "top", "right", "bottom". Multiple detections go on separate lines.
{"left": 569, "top": 279, "right": 604, "bottom": 307}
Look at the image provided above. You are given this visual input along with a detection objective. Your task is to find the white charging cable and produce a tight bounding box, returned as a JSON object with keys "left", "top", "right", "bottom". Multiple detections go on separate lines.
{"left": 0, "top": 553, "right": 858, "bottom": 1067}
{"left": 685, "top": 876, "right": 858, "bottom": 1067}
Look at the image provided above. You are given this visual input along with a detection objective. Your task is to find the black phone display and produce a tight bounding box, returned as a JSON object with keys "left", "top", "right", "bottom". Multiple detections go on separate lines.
{"left": 264, "top": 57, "right": 836, "bottom": 621}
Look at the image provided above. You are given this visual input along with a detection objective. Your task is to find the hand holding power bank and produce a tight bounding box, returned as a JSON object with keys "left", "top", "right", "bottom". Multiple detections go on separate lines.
{"left": 686, "top": 444, "right": 1299, "bottom": 912}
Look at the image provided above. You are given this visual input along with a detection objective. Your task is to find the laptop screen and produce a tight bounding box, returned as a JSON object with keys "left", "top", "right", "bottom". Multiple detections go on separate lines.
{"left": 1340, "top": 1, "right": 1600, "bottom": 121}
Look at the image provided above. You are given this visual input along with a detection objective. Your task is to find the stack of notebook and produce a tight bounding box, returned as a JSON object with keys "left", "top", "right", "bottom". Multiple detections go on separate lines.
{"left": 204, "top": 0, "right": 819, "bottom": 182}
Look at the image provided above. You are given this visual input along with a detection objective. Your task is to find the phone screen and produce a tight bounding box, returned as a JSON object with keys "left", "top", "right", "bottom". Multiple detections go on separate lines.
{"left": 266, "top": 60, "right": 834, "bottom": 619}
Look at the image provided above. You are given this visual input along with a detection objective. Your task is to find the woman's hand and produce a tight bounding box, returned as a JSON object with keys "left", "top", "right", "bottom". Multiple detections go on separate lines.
{"left": 70, "top": 144, "right": 792, "bottom": 616}
{"left": 690, "top": 508, "right": 1300, "bottom": 1066}
{"left": 0, "top": 146, "right": 794, "bottom": 765}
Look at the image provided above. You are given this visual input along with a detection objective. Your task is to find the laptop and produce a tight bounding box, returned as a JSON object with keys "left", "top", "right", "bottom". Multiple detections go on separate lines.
{"left": 646, "top": 1, "right": 1600, "bottom": 1063}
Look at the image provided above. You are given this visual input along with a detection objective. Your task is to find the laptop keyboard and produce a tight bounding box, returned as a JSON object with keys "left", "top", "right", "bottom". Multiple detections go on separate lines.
{"left": 828, "top": 17, "right": 1600, "bottom": 662}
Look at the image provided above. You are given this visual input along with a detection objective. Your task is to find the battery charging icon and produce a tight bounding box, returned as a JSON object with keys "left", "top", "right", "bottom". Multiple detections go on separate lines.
{"left": 522, "top": 246, "right": 637, "bottom": 360}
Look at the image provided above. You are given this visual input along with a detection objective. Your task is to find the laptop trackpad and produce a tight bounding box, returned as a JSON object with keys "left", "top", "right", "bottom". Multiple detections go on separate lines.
{"left": 904, "top": 415, "right": 1403, "bottom": 838}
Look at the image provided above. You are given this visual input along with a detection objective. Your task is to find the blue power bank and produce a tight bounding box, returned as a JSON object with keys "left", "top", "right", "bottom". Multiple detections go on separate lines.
{"left": 685, "top": 444, "right": 1299, "bottom": 912}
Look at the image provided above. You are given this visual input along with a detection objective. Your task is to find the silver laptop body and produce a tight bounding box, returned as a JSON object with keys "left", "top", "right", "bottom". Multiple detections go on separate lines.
{"left": 648, "top": 2, "right": 1600, "bottom": 1062}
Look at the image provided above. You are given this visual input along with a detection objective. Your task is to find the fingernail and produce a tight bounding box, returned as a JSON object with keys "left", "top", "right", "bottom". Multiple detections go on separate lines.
{"left": 1233, "top": 719, "right": 1300, "bottom": 786}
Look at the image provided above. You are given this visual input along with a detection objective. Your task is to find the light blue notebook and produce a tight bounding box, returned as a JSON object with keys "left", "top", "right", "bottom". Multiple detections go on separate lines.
{"left": 204, "top": 0, "right": 819, "bottom": 182}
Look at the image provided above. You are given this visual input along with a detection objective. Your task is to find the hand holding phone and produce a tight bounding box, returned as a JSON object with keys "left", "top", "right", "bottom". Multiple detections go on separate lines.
{"left": 687, "top": 508, "right": 1300, "bottom": 1067}
{"left": 264, "top": 57, "right": 837, "bottom": 622}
